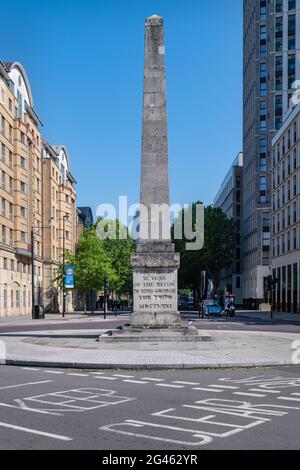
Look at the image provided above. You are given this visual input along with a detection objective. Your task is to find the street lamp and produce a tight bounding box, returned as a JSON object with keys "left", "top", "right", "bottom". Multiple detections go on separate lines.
{"left": 62, "top": 213, "right": 69, "bottom": 318}
{"left": 31, "top": 218, "right": 53, "bottom": 320}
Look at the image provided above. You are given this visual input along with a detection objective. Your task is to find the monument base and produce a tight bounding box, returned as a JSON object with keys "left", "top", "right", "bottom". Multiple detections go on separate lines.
{"left": 130, "top": 311, "right": 181, "bottom": 328}
{"left": 99, "top": 325, "right": 212, "bottom": 343}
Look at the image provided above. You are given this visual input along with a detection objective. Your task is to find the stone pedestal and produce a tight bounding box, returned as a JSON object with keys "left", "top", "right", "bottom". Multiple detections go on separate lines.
{"left": 131, "top": 242, "right": 181, "bottom": 328}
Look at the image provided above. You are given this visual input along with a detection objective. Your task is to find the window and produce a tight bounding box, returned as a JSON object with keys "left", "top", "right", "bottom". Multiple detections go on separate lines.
{"left": 1, "top": 198, "right": 5, "bottom": 217}
{"left": 21, "top": 206, "right": 25, "bottom": 218}
{"left": 275, "top": 55, "right": 283, "bottom": 91}
{"left": 8, "top": 98, "right": 12, "bottom": 112}
{"left": 20, "top": 231, "right": 25, "bottom": 242}
{"left": 20, "top": 181, "right": 25, "bottom": 193}
{"left": 275, "top": 17, "right": 283, "bottom": 51}
{"left": 20, "top": 131, "right": 25, "bottom": 144}
{"left": 288, "top": 15, "right": 296, "bottom": 50}
{"left": 260, "top": 176, "right": 267, "bottom": 203}
{"left": 2, "top": 225, "right": 6, "bottom": 243}
{"left": 9, "top": 203, "right": 13, "bottom": 221}
{"left": 288, "top": 54, "right": 296, "bottom": 89}
{"left": 1, "top": 143, "right": 5, "bottom": 162}
{"left": 16, "top": 290, "right": 20, "bottom": 309}
{"left": 3, "top": 257, "right": 7, "bottom": 269}
{"left": 9, "top": 151, "right": 12, "bottom": 168}
{"left": 1, "top": 171, "right": 5, "bottom": 190}
{"left": 276, "top": 0, "right": 283, "bottom": 12}
{"left": 288, "top": 0, "right": 296, "bottom": 9}
{"left": 1, "top": 115, "right": 5, "bottom": 134}
{"left": 275, "top": 95, "right": 283, "bottom": 130}
{"left": 20, "top": 157, "right": 25, "bottom": 168}
{"left": 9, "top": 177, "right": 13, "bottom": 195}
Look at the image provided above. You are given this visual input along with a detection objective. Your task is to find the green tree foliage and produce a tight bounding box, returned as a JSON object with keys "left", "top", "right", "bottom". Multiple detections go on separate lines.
{"left": 172, "top": 203, "right": 236, "bottom": 297}
{"left": 54, "top": 220, "right": 135, "bottom": 298}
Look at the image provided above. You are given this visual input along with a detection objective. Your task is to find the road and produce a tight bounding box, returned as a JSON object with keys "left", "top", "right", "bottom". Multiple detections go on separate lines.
{"left": 0, "top": 365, "right": 300, "bottom": 449}
{"left": 1, "top": 314, "right": 300, "bottom": 334}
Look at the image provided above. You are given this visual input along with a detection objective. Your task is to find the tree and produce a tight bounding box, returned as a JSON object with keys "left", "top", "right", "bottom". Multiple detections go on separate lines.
{"left": 99, "top": 219, "right": 135, "bottom": 298}
{"left": 54, "top": 226, "right": 114, "bottom": 311}
{"left": 172, "top": 204, "right": 236, "bottom": 299}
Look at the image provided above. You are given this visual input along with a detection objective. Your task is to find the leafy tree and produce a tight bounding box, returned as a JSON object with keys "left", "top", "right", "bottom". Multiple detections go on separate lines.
{"left": 54, "top": 226, "right": 114, "bottom": 309}
{"left": 172, "top": 203, "right": 236, "bottom": 299}
{"left": 98, "top": 219, "right": 135, "bottom": 297}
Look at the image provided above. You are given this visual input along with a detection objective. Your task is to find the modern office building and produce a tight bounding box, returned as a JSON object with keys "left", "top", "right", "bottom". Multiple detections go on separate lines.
{"left": 77, "top": 207, "right": 94, "bottom": 239}
{"left": 242, "top": 0, "right": 300, "bottom": 307}
{"left": 271, "top": 101, "right": 300, "bottom": 312}
{"left": 214, "top": 153, "right": 244, "bottom": 305}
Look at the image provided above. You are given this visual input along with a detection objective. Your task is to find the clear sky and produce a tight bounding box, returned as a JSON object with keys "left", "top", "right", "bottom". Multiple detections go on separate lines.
{"left": 1, "top": 0, "right": 243, "bottom": 216}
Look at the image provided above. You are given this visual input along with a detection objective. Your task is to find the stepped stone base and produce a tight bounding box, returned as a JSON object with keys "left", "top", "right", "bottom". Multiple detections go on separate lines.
{"left": 99, "top": 326, "right": 212, "bottom": 343}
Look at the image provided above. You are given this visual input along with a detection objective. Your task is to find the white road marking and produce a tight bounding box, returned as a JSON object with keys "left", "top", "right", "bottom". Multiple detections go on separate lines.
{"left": 123, "top": 380, "right": 148, "bottom": 384}
{"left": 90, "top": 372, "right": 104, "bottom": 375}
{"left": 44, "top": 370, "right": 64, "bottom": 374}
{"left": 0, "top": 421, "right": 72, "bottom": 441}
{"left": 68, "top": 373, "right": 89, "bottom": 377}
{"left": 113, "top": 374, "right": 135, "bottom": 378}
{"left": 21, "top": 367, "right": 40, "bottom": 371}
{"left": 141, "top": 378, "right": 164, "bottom": 382}
{"left": 156, "top": 384, "right": 185, "bottom": 389}
{"left": 291, "top": 393, "right": 300, "bottom": 396}
{"left": 234, "top": 392, "right": 266, "bottom": 398}
{"left": 0, "top": 381, "right": 52, "bottom": 391}
{"left": 192, "top": 387, "right": 223, "bottom": 393}
{"left": 250, "top": 389, "right": 280, "bottom": 394}
{"left": 209, "top": 385, "right": 239, "bottom": 390}
{"left": 93, "top": 376, "right": 118, "bottom": 381}
{"left": 173, "top": 381, "right": 200, "bottom": 386}
{"left": 278, "top": 397, "right": 300, "bottom": 402}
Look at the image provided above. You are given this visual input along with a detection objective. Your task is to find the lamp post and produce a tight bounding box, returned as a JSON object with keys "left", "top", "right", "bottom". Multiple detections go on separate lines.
{"left": 31, "top": 219, "right": 53, "bottom": 320}
{"left": 62, "top": 214, "right": 69, "bottom": 318}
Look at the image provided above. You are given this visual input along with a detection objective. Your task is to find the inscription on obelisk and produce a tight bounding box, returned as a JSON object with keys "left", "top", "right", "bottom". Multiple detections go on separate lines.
{"left": 131, "top": 15, "right": 181, "bottom": 329}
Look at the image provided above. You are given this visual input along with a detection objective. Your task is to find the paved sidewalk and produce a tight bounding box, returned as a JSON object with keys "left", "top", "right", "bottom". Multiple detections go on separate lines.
{"left": 0, "top": 327, "right": 299, "bottom": 369}
{"left": 0, "top": 311, "right": 130, "bottom": 326}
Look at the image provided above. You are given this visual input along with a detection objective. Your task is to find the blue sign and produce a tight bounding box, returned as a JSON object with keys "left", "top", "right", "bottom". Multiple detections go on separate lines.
{"left": 65, "top": 265, "right": 75, "bottom": 289}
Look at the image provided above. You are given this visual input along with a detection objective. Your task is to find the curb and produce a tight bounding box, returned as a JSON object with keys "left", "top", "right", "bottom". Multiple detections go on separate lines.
{"left": 1, "top": 358, "right": 295, "bottom": 370}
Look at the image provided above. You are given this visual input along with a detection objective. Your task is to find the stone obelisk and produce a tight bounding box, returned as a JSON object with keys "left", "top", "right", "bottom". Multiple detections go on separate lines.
{"left": 130, "top": 15, "right": 181, "bottom": 329}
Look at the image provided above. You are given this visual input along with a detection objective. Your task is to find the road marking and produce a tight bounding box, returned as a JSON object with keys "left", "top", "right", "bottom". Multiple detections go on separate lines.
{"left": 93, "top": 376, "right": 118, "bottom": 381}
{"left": 123, "top": 380, "right": 148, "bottom": 384}
{"left": 291, "top": 393, "right": 300, "bottom": 396}
{"left": 250, "top": 389, "right": 280, "bottom": 394}
{"left": 0, "top": 381, "right": 52, "bottom": 391}
{"left": 233, "top": 392, "right": 266, "bottom": 398}
{"left": 209, "top": 385, "right": 239, "bottom": 390}
{"left": 141, "top": 378, "right": 164, "bottom": 382}
{"left": 90, "top": 372, "right": 104, "bottom": 375}
{"left": 156, "top": 384, "right": 185, "bottom": 389}
{"left": 192, "top": 387, "right": 223, "bottom": 393}
{"left": 173, "top": 381, "right": 200, "bottom": 386}
{"left": 21, "top": 367, "right": 40, "bottom": 371}
{"left": 278, "top": 397, "right": 300, "bottom": 402}
{"left": 44, "top": 370, "right": 64, "bottom": 374}
{"left": 0, "top": 421, "right": 72, "bottom": 441}
{"left": 68, "top": 373, "right": 89, "bottom": 377}
{"left": 113, "top": 374, "right": 135, "bottom": 378}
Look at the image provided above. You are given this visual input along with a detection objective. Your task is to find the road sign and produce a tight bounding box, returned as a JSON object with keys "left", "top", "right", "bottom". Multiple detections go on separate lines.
{"left": 65, "top": 265, "right": 75, "bottom": 289}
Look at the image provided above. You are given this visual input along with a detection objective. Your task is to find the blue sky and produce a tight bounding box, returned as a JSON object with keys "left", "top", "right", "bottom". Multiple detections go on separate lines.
{"left": 1, "top": 0, "right": 242, "bottom": 216}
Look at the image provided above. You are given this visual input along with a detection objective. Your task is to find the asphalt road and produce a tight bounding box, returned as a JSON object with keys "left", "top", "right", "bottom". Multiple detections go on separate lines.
{"left": 0, "top": 365, "right": 300, "bottom": 449}
{"left": 1, "top": 315, "right": 300, "bottom": 334}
